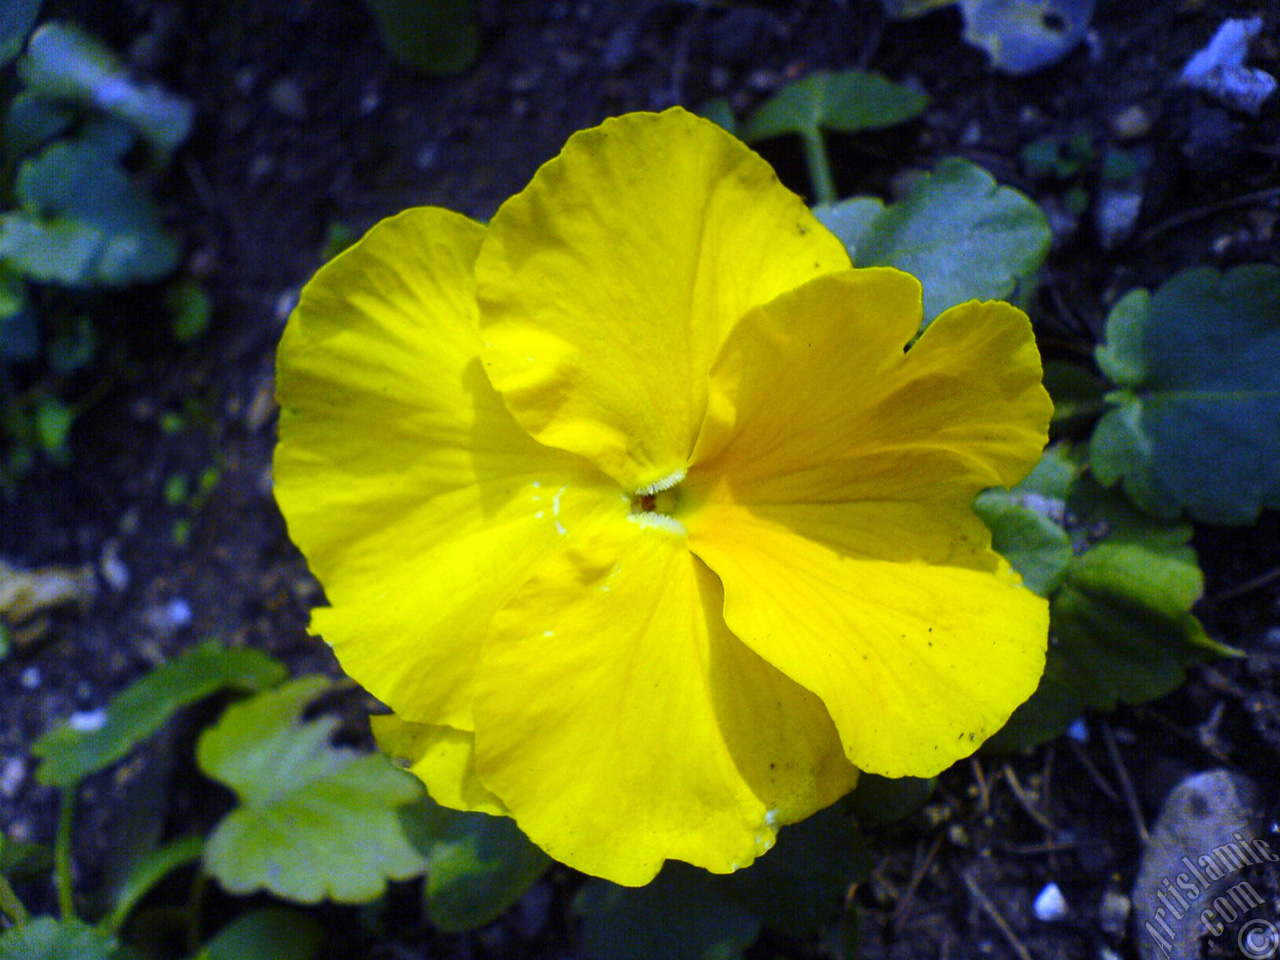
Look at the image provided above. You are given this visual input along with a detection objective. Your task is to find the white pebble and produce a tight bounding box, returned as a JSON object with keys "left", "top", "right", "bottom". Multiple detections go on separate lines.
{"left": 67, "top": 709, "right": 108, "bottom": 733}
{"left": 0, "top": 757, "right": 25, "bottom": 798}
{"left": 1179, "top": 18, "right": 1277, "bottom": 115}
{"left": 1034, "top": 882, "right": 1069, "bottom": 921}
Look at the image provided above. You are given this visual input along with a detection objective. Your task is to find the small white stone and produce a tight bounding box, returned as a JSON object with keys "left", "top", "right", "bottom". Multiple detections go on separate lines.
{"left": 163, "top": 598, "right": 192, "bottom": 626}
{"left": 1034, "top": 882, "right": 1069, "bottom": 921}
{"left": 100, "top": 539, "right": 129, "bottom": 592}
{"left": 1098, "top": 889, "right": 1130, "bottom": 936}
{"left": 1179, "top": 18, "right": 1277, "bottom": 115}
{"left": 67, "top": 709, "right": 108, "bottom": 733}
{"left": 0, "top": 757, "right": 25, "bottom": 798}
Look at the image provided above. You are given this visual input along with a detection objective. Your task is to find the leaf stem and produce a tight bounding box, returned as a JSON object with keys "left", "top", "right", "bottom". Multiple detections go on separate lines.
{"left": 54, "top": 787, "right": 76, "bottom": 920}
{"left": 0, "top": 872, "right": 30, "bottom": 926}
{"left": 801, "top": 128, "right": 838, "bottom": 206}
{"left": 185, "top": 868, "right": 210, "bottom": 954}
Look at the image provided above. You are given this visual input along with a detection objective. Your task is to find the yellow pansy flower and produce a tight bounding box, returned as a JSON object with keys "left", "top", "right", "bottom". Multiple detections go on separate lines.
{"left": 274, "top": 107, "right": 1052, "bottom": 886}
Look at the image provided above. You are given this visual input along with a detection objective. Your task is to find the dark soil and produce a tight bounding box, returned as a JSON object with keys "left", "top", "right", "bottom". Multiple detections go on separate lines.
{"left": 3, "top": 1, "right": 1280, "bottom": 958}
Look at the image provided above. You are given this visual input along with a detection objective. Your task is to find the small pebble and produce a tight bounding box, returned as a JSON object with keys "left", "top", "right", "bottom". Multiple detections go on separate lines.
{"left": 0, "top": 757, "right": 25, "bottom": 799}
{"left": 513, "top": 881, "right": 552, "bottom": 939}
{"left": 745, "top": 68, "right": 779, "bottom": 93}
{"left": 275, "top": 290, "right": 299, "bottom": 322}
{"left": 1094, "top": 188, "right": 1144, "bottom": 249}
{"left": 267, "top": 77, "right": 308, "bottom": 120}
{"left": 1110, "top": 104, "right": 1152, "bottom": 140}
{"left": 68, "top": 708, "right": 108, "bottom": 732}
{"left": 100, "top": 539, "right": 130, "bottom": 592}
{"left": 1179, "top": 18, "right": 1277, "bottom": 115}
{"left": 144, "top": 597, "right": 192, "bottom": 635}
{"left": 1034, "top": 882, "right": 1069, "bottom": 921}
{"left": 1099, "top": 889, "right": 1131, "bottom": 936}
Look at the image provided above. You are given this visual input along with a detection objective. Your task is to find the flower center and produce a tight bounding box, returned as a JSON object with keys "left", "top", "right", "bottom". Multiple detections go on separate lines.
{"left": 627, "top": 469, "right": 686, "bottom": 534}
{"left": 632, "top": 487, "right": 678, "bottom": 516}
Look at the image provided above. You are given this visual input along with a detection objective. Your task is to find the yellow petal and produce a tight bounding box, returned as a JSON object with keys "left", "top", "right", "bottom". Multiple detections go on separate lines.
{"left": 476, "top": 107, "right": 850, "bottom": 492}
{"left": 683, "top": 270, "right": 1052, "bottom": 776}
{"left": 688, "top": 501, "right": 1047, "bottom": 777}
{"left": 370, "top": 715, "right": 506, "bottom": 817}
{"left": 471, "top": 517, "right": 855, "bottom": 886}
{"left": 274, "top": 207, "right": 621, "bottom": 730}
{"left": 690, "top": 269, "right": 1052, "bottom": 502}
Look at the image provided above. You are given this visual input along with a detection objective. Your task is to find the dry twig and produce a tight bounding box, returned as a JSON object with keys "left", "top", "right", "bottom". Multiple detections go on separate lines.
{"left": 961, "top": 870, "right": 1035, "bottom": 960}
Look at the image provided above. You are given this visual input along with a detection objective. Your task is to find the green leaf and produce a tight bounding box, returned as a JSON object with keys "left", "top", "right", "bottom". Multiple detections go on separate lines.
{"left": 0, "top": 836, "right": 53, "bottom": 878}
{"left": 879, "top": 0, "right": 958, "bottom": 14}
{"left": 199, "top": 676, "right": 427, "bottom": 904}
{"left": 46, "top": 316, "right": 97, "bottom": 373}
{"left": 33, "top": 396, "right": 73, "bottom": 456}
{"left": 743, "top": 69, "right": 928, "bottom": 142}
{"left": 0, "top": 0, "right": 41, "bottom": 67}
{"left": 697, "top": 98, "right": 737, "bottom": 137}
{"left": 848, "top": 773, "right": 936, "bottom": 827}
{"left": 102, "top": 836, "right": 203, "bottom": 934}
{"left": 576, "top": 863, "right": 761, "bottom": 960}
{"left": 1090, "top": 264, "right": 1280, "bottom": 525}
{"left": 1, "top": 138, "right": 181, "bottom": 287}
{"left": 972, "top": 487, "right": 1073, "bottom": 596}
{"left": 18, "top": 22, "right": 193, "bottom": 157}
{"left": 984, "top": 470, "right": 1236, "bottom": 752}
{"left": 399, "top": 795, "right": 550, "bottom": 933}
{"left": 814, "top": 158, "right": 1050, "bottom": 325}
{"left": 0, "top": 917, "right": 123, "bottom": 960}
{"left": 33, "top": 639, "right": 287, "bottom": 788}
{"left": 1042, "top": 359, "right": 1106, "bottom": 423}
{"left": 362, "top": 0, "right": 480, "bottom": 76}
{"left": 721, "top": 802, "right": 869, "bottom": 937}
{"left": 3, "top": 92, "right": 75, "bottom": 160}
{"left": 165, "top": 280, "right": 212, "bottom": 342}
{"left": 0, "top": 216, "right": 100, "bottom": 286}
{"left": 193, "top": 908, "right": 323, "bottom": 960}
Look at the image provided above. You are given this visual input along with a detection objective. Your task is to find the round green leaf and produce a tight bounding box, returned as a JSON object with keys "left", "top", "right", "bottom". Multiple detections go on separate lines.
{"left": 0, "top": 917, "right": 123, "bottom": 960}
{"left": 362, "top": 0, "right": 480, "bottom": 76}
{"left": 33, "top": 639, "right": 286, "bottom": 788}
{"left": 743, "top": 69, "right": 928, "bottom": 142}
{"left": 198, "top": 677, "right": 427, "bottom": 904}
{"left": 848, "top": 773, "right": 936, "bottom": 827}
{"left": 720, "top": 802, "right": 869, "bottom": 937}
{"left": 984, "top": 477, "right": 1236, "bottom": 753}
{"left": 0, "top": 0, "right": 41, "bottom": 68}
{"left": 814, "top": 157, "right": 1050, "bottom": 324}
{"left": 575, "top": 863, "right": 761, "bottom": 960}
{"left": 194, "top": 908, "right": 323, "bottom": 960}
{"left": 399, "top": 795, "right": 550, "bottom": 933}
{"left": 18, "top": 22, "right": 193, "bottom": 157}
{"left": 1, "top": 138, "right": 180, "bottom": 287}
{"left": 1091, "top": 264, "right": 1280, "bottom": 525}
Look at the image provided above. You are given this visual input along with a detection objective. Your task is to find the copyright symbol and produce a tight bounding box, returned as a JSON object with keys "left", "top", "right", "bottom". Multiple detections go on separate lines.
{"left": 1239, "top": 918, "right": 1279, "bottom": 960}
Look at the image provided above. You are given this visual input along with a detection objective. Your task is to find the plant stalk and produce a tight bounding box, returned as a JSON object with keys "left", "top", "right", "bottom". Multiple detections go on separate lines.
{"left": 0, "top": 873, "right": 30, "bottom": 926}
{"left": 54, "top": 788, "right": 76, "bottom": 920}
{"left": 802, "top": 128, "right": 838, "bottom": 206}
